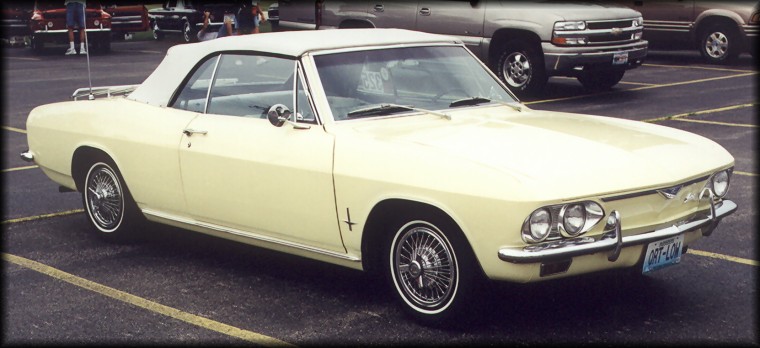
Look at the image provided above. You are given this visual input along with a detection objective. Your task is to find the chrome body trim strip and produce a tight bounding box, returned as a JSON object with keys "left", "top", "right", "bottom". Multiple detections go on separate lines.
{"left": 141, "top": 208, "right": 361, "bottom": 263}
{"left": 498, "top": 193, "right": 736, "bottom": 264}
{"left": 601, "top": 174, "right": 711, "bottom": 202}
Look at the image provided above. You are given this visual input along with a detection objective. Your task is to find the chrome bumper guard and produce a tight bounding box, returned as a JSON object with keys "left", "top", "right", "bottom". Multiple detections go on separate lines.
{"left": 20, "top": 150, "right": 34, "bottom": 163}
{"left": 498, "top": 188, "right": 737, "bottom": 264}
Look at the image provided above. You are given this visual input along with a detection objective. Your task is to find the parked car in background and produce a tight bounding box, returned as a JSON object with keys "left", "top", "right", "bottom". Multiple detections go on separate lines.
{"left": 29, "top": 0, "right": 112, "bottom": 53}
{"left": 616, "top": 0, "right": 758, "bottom": 64}
{"left": 22, "top": 29, "right": 736, "bottom": 325}
{"left": 103, "top": 1, "right": 150, "bottom": 40}
{"left": 268, "top": 2, "right": 279, "bottom": 30}
{"left": 149, "top": 0, "right": 238, "bottom": 42}
{"left": 277, "top": 0, "right": 649, "bottom": 97}
{"left": 1, "top": 1, "right": 33, "bottom": 46}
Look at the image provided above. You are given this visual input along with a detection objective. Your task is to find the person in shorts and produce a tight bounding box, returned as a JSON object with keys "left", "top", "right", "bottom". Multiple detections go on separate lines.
{"left": 65, "top": 0, "right": 87, "bottom": 55}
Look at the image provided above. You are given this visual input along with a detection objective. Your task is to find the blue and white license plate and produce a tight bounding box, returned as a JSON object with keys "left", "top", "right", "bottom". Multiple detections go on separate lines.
{"left": 613, "top": 51, "right": 628, "bottom": 65}
{"left": 642, "top": 234, "right": 684, "bottom": 273}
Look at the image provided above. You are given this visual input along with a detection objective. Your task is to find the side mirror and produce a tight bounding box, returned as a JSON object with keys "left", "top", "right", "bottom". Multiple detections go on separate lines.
{"left": 267, "top": 104, "right": 291, "bottom": 127}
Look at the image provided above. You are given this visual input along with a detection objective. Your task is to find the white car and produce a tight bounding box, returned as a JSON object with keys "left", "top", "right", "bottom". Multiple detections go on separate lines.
{"left": 22, "top": 28, "right": 737, "bottom": 324}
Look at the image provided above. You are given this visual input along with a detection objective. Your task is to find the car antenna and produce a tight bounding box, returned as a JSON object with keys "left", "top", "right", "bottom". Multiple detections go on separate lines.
{"left": 82, "top": 7, "right": 94, "bottom": 100}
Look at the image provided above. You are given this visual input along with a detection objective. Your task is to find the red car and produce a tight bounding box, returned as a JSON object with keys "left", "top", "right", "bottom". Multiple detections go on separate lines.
{"left": 29, "top": 0, "right": 112, "bottom": 53}
{"left": 1, "top": 1, "right": 33, "bottom": 46}
{"left": 103, "top": 1, "right": 150, "bottom": 40}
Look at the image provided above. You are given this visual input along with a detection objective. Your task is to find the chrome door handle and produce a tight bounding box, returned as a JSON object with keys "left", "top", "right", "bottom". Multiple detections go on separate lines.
{"left": 419, "top": 8, "right": 431, "bottom": 16}
{"left": 373, "top": 4, "right": 384, "bottom": 12}
{"left": 183, "top": 129, "right": 208, "bottom": 136}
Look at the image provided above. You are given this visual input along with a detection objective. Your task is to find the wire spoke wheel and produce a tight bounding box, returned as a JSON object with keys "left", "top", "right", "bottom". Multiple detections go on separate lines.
{"left": 84, "top": 163, "right": 125, "bottom": 233}
{"left": 391, "top": 221, "right": 458, "bottom": 313}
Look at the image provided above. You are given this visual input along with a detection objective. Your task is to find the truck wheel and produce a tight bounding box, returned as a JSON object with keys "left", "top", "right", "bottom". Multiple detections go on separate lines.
{"left": 577, "top": 68, "right": 625, "bottom": 91}
{"left": 699, "top": 23, "right": 741, "bottom": 64}
{"left": 496, "top": 41, "right": 547, "bottom": 98}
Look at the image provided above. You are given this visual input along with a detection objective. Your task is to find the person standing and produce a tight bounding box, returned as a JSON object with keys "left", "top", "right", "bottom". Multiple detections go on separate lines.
{"left": 252, "top": 2, "right": 266, "bottom": 34}
{"left": 65, "top": 0, "right": 87, "bottom": 55}
{"left": 236, "top": 1, "right": 255, "bottom": 35}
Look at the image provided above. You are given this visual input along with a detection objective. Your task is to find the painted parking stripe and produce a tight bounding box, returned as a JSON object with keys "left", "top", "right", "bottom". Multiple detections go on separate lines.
{"left": 527, "top": 72, "right": 757, "bottom": 105}
{"left": 688, "top": 249, "right": 759, "bottom": 267}
{"left": 641, "top": 103, "right": 756, "bottom": 123}
{"left": 643, "top": 63, "right": 756, "bottom": 73}
{"left": 2, "top": 165, "right": 39, "bottom": 173}
{"left": 674, "top": 118, "right": 758, "bottom": 128}
{"left": 3, "top": 126, "right": 27, "bottom": 134}
{"left": 2, "top": 253, "right": 294, "bottom": 346}
{"left": 734, "top": 171, "right": 757, "bottom": 177}
{"left": 1, "top": 209, "right": 84, "bottom": 225}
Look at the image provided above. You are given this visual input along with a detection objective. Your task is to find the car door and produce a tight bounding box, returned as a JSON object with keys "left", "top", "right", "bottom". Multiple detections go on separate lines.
{"left": 415, "top": 1, "right": 486, "bottom": 56}
{"left": 177, "top": 53, "right": 345, "bottom": 253}
{"left": 627, "top": 0, "right": 695, "bottom": 45}
{"left": 367, "top": 1, "right": 418, "bottom": 29}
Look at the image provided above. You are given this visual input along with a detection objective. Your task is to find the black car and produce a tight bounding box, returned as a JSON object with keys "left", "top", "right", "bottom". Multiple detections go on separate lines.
{"left": 149, "top": 0, "right": 238, "bottom": 42}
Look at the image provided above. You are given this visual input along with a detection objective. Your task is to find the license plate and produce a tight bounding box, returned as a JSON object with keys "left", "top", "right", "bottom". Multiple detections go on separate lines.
{"left": 642, "top": 234, "right": 684, "bottom": 273}
{"left": 613, "top": 51, "right": 628, "bottom": 65}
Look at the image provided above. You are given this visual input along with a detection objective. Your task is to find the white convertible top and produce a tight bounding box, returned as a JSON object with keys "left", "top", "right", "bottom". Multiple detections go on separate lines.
{"left": 128, "top": 28, "right": 461, "bottom": 107}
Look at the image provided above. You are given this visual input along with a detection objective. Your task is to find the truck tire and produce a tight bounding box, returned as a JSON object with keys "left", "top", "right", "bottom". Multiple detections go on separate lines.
{"left": 496, "top": 41, "right": 547, "bottom": 98}
{"left": 577, "top": 68, "right": 625, "bottom": 91}
{"left": 698, "top": 23, "right": 741, "bottom": 64}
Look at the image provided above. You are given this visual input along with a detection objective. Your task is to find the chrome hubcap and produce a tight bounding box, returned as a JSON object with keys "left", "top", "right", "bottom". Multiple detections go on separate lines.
{"left": 86, "top": 165, "right": 124, "bottom": 231}
{"left": 394, "top": 225, "right": 456, "bottom": 309}
{"left": 503, "top": 52, "right": 531, "bottom": 88}
{"left": 705, "top": 31, "right": 728, "bottom": 58}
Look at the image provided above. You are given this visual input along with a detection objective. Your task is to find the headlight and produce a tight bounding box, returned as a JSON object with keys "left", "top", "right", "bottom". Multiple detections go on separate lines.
{"left": 526, "top": 208, "right": 552, "bottom": 243}
{"left": 554, "top": 21, "right": 586, "bottom": 31}
{"left": 710, "top": 169, "right": 731, "bottom": 198}
{"left": 522, "top": 201, "right": 605, "bottom": 243}
{"left": 750, "top": 12, "right": 759, "bottom": 24}
{"left": 560, "top": 204, "right": 586, "bottom": 237}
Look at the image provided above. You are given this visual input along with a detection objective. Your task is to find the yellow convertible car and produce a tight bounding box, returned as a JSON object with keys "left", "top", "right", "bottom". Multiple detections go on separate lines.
{"left": 22, "top": 29, "right": 736, "bottom": 324}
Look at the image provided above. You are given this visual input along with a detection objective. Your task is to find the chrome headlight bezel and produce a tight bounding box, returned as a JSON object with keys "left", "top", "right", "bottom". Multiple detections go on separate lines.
{"left": 522, "top": 201, "right": 605, "bottom": 243}
{"left": 554, "top": 20, "right": 587, "bottom": 31}
{"left": 708, "top": 168, "right": 732, "bottom": 198}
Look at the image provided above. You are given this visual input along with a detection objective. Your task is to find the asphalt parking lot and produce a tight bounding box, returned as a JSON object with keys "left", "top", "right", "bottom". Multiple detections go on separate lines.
{"left": 2, "top": 39, "right": 757, "bottom": 345}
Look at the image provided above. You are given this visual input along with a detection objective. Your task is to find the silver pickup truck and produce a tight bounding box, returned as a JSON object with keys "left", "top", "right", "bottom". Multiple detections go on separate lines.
{"left": 277, "top": 0, "right": 648, "bottom": 97}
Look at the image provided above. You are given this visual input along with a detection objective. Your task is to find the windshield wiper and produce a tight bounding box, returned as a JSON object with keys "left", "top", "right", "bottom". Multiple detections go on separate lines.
{"left": 449, "top": 96, "right": 522, "bottom": 112}
{"left": 347, "top": 103, "right": 451, "bottom": 120}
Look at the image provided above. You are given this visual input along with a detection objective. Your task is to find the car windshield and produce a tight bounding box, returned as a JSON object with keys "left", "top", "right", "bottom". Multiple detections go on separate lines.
{"left": 312, "top": 46, "right": 517, "bottom": 121}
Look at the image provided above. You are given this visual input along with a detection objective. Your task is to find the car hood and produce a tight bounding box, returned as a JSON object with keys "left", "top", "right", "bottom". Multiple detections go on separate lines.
{"left": 496, "top": 1, "right": 641, "bottom": 21}
{"left": 335, "top": 105, "right": 733, "bottom": 200}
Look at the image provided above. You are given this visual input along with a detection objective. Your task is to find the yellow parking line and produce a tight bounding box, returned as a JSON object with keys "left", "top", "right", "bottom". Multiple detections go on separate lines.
{"left": 641, "top": 103, "right": 755, "bottom": 123}
{"left": 1, "top": 209, "right": 84, "bottom": 225}
{"left": 734, "top": 171, "right": 757, "bottom": 177}
{"left": 2, "top": 165, "right": 39, "bottom": 173}
{"left": 674, "top": 118, "right": 758, "bottom": 128}
{"left": 526, "top": 72, "right": 757, "bottom": 105}
{"left": 630, "top": 72, "right": 757, "bottom": 91}
{"left": 6, "top": 57, "right": 41, "bottom": 61}
{"left": 643, "top": 63, "right": 756, "bottom": 73}
{"left": 3, "top": 126, "right": 27, "bottom": 134}
{"left": 2, "top": 253, "right": 294, "bottom": 346}
{"left": 688, "top": 249, "right": 759, "bottom": 267}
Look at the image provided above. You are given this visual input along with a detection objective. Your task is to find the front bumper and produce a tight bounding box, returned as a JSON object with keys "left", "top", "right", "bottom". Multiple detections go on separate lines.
{"left": 542, "top": 40, "right": 648, "bottom": 75}
{"left": 498, "top": 188, "right": 736, "bottom": 264}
